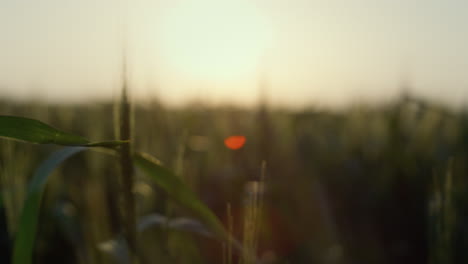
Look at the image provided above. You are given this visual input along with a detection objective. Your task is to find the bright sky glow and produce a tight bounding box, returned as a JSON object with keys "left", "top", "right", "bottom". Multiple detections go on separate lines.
{"left": 156, "top": 0, "right": 272, "bottom": 82}
{"left": 0, "top": 0, "right": 467, "bottom": 107}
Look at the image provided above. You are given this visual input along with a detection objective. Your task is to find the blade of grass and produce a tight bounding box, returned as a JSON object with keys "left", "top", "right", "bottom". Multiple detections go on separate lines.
{"left": 85, "top": 140, "right": 129, "bottom": 147}
{"left": 0, "top": 115, "right": 125, "bottom": 147}
{"left": 0, "top": 116, "right": 88, "bottom": 145}
{"left": 133, "top": 152, "right": 229, "bottom": 242}
{"left": 12, "top": 147, "right": 86, "bottom": 264}
{"left": 117, "top": 57, "right": 138, "bottom": 263}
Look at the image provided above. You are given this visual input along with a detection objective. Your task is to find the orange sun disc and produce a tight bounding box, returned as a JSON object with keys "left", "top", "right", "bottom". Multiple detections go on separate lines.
{"left": 224, "top": 135, "right": 246, "bottom": 150}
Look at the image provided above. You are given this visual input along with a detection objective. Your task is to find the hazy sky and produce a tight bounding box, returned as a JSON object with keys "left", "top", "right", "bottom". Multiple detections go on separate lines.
{"left": 1, "top": 0, "right": 467, "bottom": 107}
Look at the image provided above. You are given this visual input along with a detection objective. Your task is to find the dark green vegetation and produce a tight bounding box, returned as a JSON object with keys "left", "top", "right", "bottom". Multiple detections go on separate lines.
{"left": 1, "top": 94, "right": 468, "bottom": 264}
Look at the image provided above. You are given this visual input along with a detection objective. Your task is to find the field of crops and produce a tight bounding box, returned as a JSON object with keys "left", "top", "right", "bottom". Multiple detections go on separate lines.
{"left": 1, "top": 92, "right": 468, "bottom": 264}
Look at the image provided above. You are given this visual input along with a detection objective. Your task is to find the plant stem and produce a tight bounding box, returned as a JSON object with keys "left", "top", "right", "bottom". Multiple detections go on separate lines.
{"left": 119, "top": 61, "right": 138, "bottom": 263}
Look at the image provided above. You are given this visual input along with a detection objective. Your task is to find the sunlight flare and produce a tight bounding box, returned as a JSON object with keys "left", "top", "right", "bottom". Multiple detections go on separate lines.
{"left": 156, "top": 0, "right": 273, "bottom": 82}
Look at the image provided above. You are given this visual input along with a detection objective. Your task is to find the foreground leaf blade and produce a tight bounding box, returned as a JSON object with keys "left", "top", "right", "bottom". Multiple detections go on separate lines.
{"left": 133, "top": 152, "right": 228, "bottom": 240}
{"left": 0, "top": 115, "right": 126, "bottom": 147}
{"left": 85, "top": 140, "right": 130, "bottom": 147}
{"left": 12, "top": 147, "right": 86, "bottom": 264}
{"left": 0, "top": 115, "right": 89, "bottom": 145}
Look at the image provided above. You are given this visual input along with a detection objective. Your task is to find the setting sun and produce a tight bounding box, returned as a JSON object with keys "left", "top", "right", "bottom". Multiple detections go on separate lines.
{"left": 156, "top": 0, "right": 273, "bottom": 82}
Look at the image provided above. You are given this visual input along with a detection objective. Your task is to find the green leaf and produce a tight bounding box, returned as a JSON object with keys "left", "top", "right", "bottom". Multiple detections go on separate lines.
{"left": 0, "top": 115, "right": 89, "bottom": 145}
{"left": 0, "top": 115, "right": 126, "bottom": 147}
{"left": 85, "top": 140, "right": 130, "bottom": 147}
{"left": 12, "top": 147, "right": 86, "bottom": 264}
{"left": 133, "top": 152, "right": 229, "bottom": 241}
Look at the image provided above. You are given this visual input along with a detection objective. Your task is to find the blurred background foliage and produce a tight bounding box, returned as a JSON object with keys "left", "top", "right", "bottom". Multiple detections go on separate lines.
{"left": 1, "top": 93, "right": 468, "bottom": 264}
